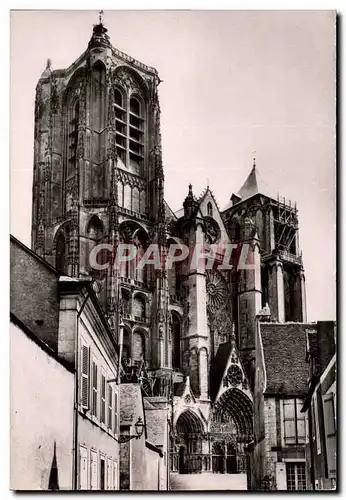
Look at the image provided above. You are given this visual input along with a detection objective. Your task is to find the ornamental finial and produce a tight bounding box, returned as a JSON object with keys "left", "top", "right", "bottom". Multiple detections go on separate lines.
{"left": 99, "top": 9, "right": 104, "bottom": 24}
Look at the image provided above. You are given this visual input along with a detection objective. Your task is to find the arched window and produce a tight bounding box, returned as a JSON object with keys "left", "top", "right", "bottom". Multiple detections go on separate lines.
{"left": 129, "top": 96, "right": 144, "bottom": 172}
{"left": 67, "top": 99, "right": 79, "bottom": 178}
{"left": 114, "top": 88, "right": 123, "bottom": 107}
{"left": 121, "top": 289, "right": 131, "bottom": 316}
{"left": 172, "top": 313, "right": 182, "bottom": 369}
{"left": 133, "top": 295, "right": 146, "bottom": 320}
{"left": 122, "top": 328, "right": 131, "bottom": 364}
{"left": 114, "top": 88, "right": 126, "bottom": 165}
{"left": 55, "top": 232, "right": 67, "bottom": 273}
{"left": 130, "top": 97, "right": 140, "bottom": 115}
{"left": 132, "top": 330, "right": 145, "bottom": 364}
{"left": 207, "top": 202, "right": 213, "bottom": 217}
{"left": 113, "top": 70, "right": 145, "bottom": 174}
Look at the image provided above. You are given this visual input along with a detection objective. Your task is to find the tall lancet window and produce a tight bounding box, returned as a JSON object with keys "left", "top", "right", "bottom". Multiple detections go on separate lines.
{"left": 114, "top": 88, "right": 127, "bottom": 165}
{"left": 67, "top": 99, "right": 79, "bottom": 178}
{"left": 90, "top": 61, "right": 107, "bottom": 198}
{"left": 129, "top": 96, "right": 144, "bottom": 172}
{"left": 207, "top": 202, "right": 213, "bottom": 217}
{"left": 113, "top": 78, "right": 145, "bottom": 175}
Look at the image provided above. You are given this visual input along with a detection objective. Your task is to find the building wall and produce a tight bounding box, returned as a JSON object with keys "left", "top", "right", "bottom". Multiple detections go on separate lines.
{"left": 10, "top": 322, "right": 74, "bottom": 490}
{"left": 306, "top": 356, "right": 336, "bottom": 491}
{"left": 145, "top": 447, "right": 160, "bottom": 490}
{"left": 10, "top": 238, "right": 60, "bottom": 351}
{"left": 76, "top": 309, "right": 120, "bottom": 490}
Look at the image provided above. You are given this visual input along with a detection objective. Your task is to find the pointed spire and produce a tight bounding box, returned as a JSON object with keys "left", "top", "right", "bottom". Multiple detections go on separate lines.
{"left": 230, "top": 322, "right": 236, "bottom": 345}
{"left": 88, "top": 10, "right": 110, "bottom": 49}
{"left": 40, "top": 58, "right": 52, "bottom": 79}
{"left": 183, "top": 183, "right": 198, "bottom": 218}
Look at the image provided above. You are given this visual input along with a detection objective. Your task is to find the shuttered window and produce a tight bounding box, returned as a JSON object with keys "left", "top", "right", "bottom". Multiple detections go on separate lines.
{"left": 81, "top": 345, "right": 90, "bottom": 409}
{"left": 101, "top": 373, "right": 106, "bottom": 424}
{"left": 313, "top": 394, "right": 321, "bottom": 454}
{"left": 91, "top": 361, "right": 98, "bottom": 417}
{"left": 107, "top": 458, "right": 113, "bottom": 490}
{"left": 114, "top": 391, "right": 118, "bottom": 434}
{"left": 79, "top": 446, "right": 88, "bottom": 490}
{"left": 322, "top": 393, "right": 336, "bottom": 478}
{"left": 113, "top": 460, "right": 118, "bottom": 490}
{"left": 283, "top": 399, "right": 305, "bottom": 446}
{"left": 90, "top": 450, "right": 98, "bottom": 490}
{"left": 108, "top": 386, "right": 113, "bottom": 430}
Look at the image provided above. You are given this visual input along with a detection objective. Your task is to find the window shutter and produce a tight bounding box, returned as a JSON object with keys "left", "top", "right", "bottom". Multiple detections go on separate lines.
{"left": 313, "top": 394, "right": 321, "bottom": 454}
{"left": 79, "top": 446, "right": 88, "bottom": 490}
{"left": 322, "top": 393, "right": 336, "bottom": 478}
{"left": 81, "top": 345, "right": 90, "bottom": 409}
{"left": 101, "top": 374, "right": 106, "bottom": 423}
{"left": 92, "top": 361, "right": 98, "bottom": 417}
{"left": 108, "top": 386, "right": 113, "bottom": 430}
{"left": 296, "top": 400, "right": 306, "bottom": 444}
{"left": 113, "top": 460, "right": 118, "bottom": 490}
{"left": 114, "top": 391, "right": 118, "bottom": 433}
{"left": 283, "top": 399, "right": 296, "bottom": 444}
{"left": 90, "top": 450, "right": 98, "bottom": 490}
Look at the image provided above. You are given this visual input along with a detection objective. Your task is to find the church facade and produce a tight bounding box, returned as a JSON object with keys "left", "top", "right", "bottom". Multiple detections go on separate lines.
{"left": 31, "top": 18, "right": 309, "bottom": 490}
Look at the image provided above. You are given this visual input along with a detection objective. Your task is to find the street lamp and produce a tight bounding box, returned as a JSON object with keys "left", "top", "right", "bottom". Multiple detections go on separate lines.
{"left": 114, "top": 417, "right": 145, "bottom": 443}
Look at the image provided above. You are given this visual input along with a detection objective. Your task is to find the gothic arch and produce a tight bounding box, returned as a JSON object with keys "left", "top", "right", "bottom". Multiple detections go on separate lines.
{"left": 120, "top": 288, "right": 131, "bottom": 315}
{"left": 132, "top": 329, "right": 146, "bottom": 364}
{"left": 189, "top": 347, "right": 200, "bottom": 397}
{"left": 176, "top": 409, "right": 204, "bottom": 435}
{"left": 53, "top": 222, "right": 71, "bottom": 274}
{"left": 132, "top": 293, "right": 146, "bottom": 320}
{"left": 62, "top": 67, "right": 86, "bottom": 106}
{"left": 122, "top": 325, "right": 132, "bottom": 364}
{"left": 86, "top": 214, "right": 104, "bottom": 240}
{"left": 214, "top": 388, "right": 253, "bottom": 438}
{"left": 114, "top": 65, "right": 148, "bottom": 100}
{"left": 171, "top": 311, "right": 182, "bottom": 369}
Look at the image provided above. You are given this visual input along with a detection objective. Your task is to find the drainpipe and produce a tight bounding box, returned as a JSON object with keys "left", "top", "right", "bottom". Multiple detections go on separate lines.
{"left": 308, "top": 409, "right": 315, "bottom": 490}
{"left": 72, "top": 286, "right": 92, "bottom": 490}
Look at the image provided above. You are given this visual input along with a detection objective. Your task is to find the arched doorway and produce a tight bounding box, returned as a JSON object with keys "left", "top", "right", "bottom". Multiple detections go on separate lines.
{"left": 210, "top": 388, "right": 253, "bottom": 475}
{"left": 212, "top": 442, "right": 225, "bottom": 473}
{"left": 175, "top": 410, "right": 204, "bottom": 474}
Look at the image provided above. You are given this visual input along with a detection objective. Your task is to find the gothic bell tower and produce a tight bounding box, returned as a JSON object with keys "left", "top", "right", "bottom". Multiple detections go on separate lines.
{"left": 31, "top": 16, "right": 169, "bottom": 372}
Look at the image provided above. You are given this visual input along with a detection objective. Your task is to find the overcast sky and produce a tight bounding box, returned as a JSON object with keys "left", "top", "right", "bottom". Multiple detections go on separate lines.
{"left": 10, "top": 10, "right": 336, "bottom": 321}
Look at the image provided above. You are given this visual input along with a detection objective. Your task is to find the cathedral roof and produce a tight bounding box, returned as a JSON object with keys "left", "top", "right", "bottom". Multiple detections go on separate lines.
{"left": 210, "top": 342, "right": 233, "bottom": 401}
{"left": 222, "top": 164, "right": 273, "bottom": 211}
{"left": 260, "top": 323, "right": 310, "bottom": 396}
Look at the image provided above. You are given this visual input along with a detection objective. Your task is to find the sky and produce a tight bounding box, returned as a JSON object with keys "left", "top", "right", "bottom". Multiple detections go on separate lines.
{"left": 10, "top": 9, "right": 336, "bottom": 321}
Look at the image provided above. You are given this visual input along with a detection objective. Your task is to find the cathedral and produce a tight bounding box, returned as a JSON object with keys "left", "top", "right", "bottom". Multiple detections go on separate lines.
{"left": 31, "top": 17, "right": 309, "bottom": 489}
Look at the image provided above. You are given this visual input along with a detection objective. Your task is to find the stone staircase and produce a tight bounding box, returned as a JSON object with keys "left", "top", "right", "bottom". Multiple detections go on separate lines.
{"left": 169, "top": 473, "right": 248, "bottom": 491}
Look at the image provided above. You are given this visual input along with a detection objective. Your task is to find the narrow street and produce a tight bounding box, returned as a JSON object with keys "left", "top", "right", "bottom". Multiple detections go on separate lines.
{"left": 169, "top": 473, "right": 248, "bottom": 491}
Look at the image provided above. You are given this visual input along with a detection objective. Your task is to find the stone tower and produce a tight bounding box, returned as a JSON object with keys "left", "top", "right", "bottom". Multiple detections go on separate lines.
{"left": 31, "top": 19, "right": 170, "bottom": 380}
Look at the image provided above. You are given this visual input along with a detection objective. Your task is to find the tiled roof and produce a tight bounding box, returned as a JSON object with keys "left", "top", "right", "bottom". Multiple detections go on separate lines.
{"left": 222, "top": 166, "right": 273, "bottom": 211}
{"left": 210, "top": 343, "right": 232, "bottom": 401}
{"left": 120, "top": 383, "right": 142, "bottom": 425}
{"left": 145, "top": 408, "right": 167, "bottom": 447}
{"left": 260, "top": 323, "right": 310, "bottom": 396}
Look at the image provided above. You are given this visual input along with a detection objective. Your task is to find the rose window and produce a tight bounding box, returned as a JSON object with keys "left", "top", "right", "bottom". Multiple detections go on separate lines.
{"left": 206, "top": 270, "right": 228, "bottom": 314}
{"left": 227, "top": 365, "right": 243, "bottom": 386}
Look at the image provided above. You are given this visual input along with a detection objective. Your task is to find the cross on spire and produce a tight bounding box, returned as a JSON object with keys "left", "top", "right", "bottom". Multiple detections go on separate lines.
{"left": 252, "top": 150, "right": 256, "bottom": 168}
